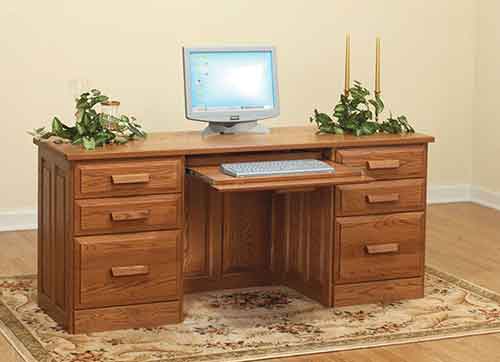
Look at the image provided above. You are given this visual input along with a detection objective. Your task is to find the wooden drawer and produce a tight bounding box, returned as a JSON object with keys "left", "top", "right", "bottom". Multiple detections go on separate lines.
{"left": 75, "top": 194, "right": 182, "bottom": 235}
{"left": 336, "top": 212, "right": 425, "bottom": 284}
{"left": 74, "top": 301, "right": 181, "bottom": 333}
{"left": 335, "top": 145, "right": 426, "bottom": 180}
{"left": 75, "top": 158, "right": 183, "bottom": 198}
{"left": 75, "top": 231, "right": 181, "bottom": 309}
{"left": 333, "top": 277, "right": 423, "bottom": 307}
{"left": 336, "top": 179, "right": 426, "bottom": 216}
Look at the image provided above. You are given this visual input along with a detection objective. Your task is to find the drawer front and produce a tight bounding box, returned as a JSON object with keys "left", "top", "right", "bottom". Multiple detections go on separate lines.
{"left": 336, "top": 212, "right": 425, "bottom": 284}
{"left": 74, "top": 301, "right": 182, "bottom": 333}
{"left": 75, "top": 158, "right": 183, "bottom": 198}
{"left": 75, "top": 230, "right": 181, "bottom": 309}
{"left": 335, "top": 145, "right": 426, "bottom": 180}
{"left": 336, "top": 179, "right": 426, "bottom": 216}
{"left": 333, "top": 277, "right": 423, "bottom": 307}
{"left": 75, "top": 194, "right": 182, "bottom": 235}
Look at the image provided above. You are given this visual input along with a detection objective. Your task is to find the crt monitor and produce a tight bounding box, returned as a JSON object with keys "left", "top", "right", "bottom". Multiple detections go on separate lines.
{"left": 183, "top": 46, "right": 279, "bottom": 136}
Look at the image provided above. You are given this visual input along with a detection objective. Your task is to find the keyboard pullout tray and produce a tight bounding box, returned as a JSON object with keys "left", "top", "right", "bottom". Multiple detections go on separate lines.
{"left": 187, "top": 161, "right": 373, "bottom": 192}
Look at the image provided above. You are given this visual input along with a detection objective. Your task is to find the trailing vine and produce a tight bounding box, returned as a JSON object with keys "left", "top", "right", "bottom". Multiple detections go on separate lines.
{"left": 28, "top": 89, "right": 146, "bottom": 150}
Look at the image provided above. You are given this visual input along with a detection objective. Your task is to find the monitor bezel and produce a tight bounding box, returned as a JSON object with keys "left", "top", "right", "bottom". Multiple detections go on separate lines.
{"left": 183, "top": 46, "right": 280, "bottom": 124}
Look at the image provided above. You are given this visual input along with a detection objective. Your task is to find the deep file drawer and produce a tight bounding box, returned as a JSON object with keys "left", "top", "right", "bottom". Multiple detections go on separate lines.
{"left": 75, "top": 230, "right": 181, "bottom": 309}
{"left": 335, "top": 212, "right": 425, "bottom": 284}
{"left": 74, "top": 194, "right": 182, "bottom": 235}
{"left": 335, "top": 179, "right": 426, "bottom": 216}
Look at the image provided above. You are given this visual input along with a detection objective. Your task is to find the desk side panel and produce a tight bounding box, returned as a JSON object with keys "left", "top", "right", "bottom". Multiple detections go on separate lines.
{"left": 38, "top": 146, "right": 74, "bottom": 331}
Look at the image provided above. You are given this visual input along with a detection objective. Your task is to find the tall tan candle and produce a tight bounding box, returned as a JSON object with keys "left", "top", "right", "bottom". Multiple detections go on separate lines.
{"left": 345, "top": 34, "right": 351, "bottom": 95}
{"left": 375, "top": 37, "right": 381, "bottom": 94}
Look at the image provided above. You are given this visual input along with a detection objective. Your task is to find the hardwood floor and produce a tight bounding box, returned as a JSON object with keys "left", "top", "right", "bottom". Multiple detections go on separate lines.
{"left": 1, "top": 202, "right": 500, "bottom": 361}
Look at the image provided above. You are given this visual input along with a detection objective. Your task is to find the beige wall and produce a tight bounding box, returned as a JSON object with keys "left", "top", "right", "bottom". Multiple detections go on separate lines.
{"left": 475, "top": 0, "right": 500, "bottom": 193}
{"left": 0, "top": 0, "right": 478, "bottom": 211}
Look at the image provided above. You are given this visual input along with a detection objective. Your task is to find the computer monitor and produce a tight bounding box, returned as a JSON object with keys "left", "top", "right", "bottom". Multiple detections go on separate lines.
{"left": 183, "top": 46, "right": 279, "bottom": 136}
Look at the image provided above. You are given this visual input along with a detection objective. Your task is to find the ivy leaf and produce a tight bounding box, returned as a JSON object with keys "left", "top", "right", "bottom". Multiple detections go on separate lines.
{"left": 82, "top": 136, "right": 96, "bottom": 150}
{"left": 375, "top": 95, "right": 385, "bottom": 113}
{"left": 309, "top": 80, "right": 414, "bottom": 136}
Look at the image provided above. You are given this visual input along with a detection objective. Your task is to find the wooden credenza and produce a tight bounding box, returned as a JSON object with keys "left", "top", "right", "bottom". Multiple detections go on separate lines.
{"left": 36, "top": 126, "right": 434, "bottom": 333}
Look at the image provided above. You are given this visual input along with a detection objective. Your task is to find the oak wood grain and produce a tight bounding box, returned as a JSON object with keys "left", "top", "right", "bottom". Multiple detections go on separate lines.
{"left": 335, "top": 212, "right": 425, "bottom": 284}
{"left": 36, "top": 126, "right": 434, "bottom": 161}
{"left": 222, "top": 192, "right": 272, "bottom": 279}
{"left": 74, "top": 194, "right": 182, "bottom": 235}
{"left": 336, "top": 145, "right": 426, "bottom": 180}
{"left": 333, "top": 277, "right": 424, "bottom": 307}
{"left": 336, "top": 179, "right": 426, "bottom": 216}
{"left": 73, "top": 301, "right": 182, "bottom": 334}
{"left": 366, "top": 193, "right": 400, "bottom": 204}
{"left": 186, "top": 150, "right": 324, "bottom": 167}
{"left": 282, "top": 187, "right": 335, "bottom": 306}
{"left": 37, "top": 146, "right": 74, "bottom": 331}
{"left": 110, "top": 265, "right": 150, "bottom": 277}
{"left": 74, "top": 158, "right": 183, "bottom": 198}
{"left": 75, "top": 230, "right": 180, "bottom": 309}
{"left": 367, "top": 159, "right": 401, "bottom": 170}
{"left": 188, "top": 161, "right": 361, "bottom": 186}
{"left": 33, "top": 130, "right": 435, "bottom": 335}
{"left": 365, "top": 243, "right": 400, "bottom": 254}
{"left": 111, "top": 173, "right": 151, "bottom": 184}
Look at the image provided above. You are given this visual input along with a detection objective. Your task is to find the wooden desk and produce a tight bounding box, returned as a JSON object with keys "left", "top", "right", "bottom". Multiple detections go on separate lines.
{"left": 35, "top": 126, "right": 434, "bottom": 333}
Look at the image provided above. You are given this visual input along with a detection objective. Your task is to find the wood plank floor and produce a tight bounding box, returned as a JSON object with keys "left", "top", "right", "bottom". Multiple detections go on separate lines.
{"left": 1, "top": 203, "right": 499, "bottom": 362}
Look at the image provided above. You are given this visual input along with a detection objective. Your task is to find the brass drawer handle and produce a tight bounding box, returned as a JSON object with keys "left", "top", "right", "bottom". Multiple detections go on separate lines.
{"left": 366, "top": 160, "right": 400, "bottom": 170}
{"left": 111, "top": 210, "right": 151, "bottom": 221}
{"left": 366, "top": 193, "right": 400, "bottom": 204}
{"left": 365, "top": 243, "right": 400, "bottom": 255}
{"left": 111, "top": 173, "right": 151, "bottom": 185}
{"left": 111, "top": 265, "right": 150, "bottom": 277}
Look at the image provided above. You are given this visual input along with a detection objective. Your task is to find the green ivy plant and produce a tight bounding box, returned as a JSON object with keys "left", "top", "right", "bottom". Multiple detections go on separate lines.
{"left": 310, "top": 81, "right": 414, "bottom": 136}
{"left": 28, "top": 89, "right": 146, "bottom": 150}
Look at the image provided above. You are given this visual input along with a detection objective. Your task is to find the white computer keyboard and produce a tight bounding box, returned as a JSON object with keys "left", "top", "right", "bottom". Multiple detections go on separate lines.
{"left": 220, "top": 159, "right": 335, "bottom": 177}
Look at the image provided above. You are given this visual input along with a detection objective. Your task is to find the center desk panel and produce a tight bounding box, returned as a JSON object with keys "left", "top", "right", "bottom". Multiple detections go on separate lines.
{"left": 184, "top": 174, "right": 335, "bottom": 306}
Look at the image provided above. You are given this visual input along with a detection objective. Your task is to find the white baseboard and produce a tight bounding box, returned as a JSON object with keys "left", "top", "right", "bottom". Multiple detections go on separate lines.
{"left": 427, "top": 184, "right": 471, "bottom": 204}
{"left": 428, "top": 184, "right": 500, "bottom": 210}
{"left": 0, "top": 209, "right": 37, "bottom": 232}
{"left": 0, "top": 184, "right": 499, "bottom": 232}
{"left": 470, "top": 186, "right": 500, "bottom": 210}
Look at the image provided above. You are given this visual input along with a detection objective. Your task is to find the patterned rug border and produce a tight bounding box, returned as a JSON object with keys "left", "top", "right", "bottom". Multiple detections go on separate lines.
{"left": 1, "top": 267, "right": 500, "bottom": 362}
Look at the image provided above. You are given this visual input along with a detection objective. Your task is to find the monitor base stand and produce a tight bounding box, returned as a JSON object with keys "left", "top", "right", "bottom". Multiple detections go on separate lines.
{"left": 201, "top": 121, "right": 270, "bottom": 137}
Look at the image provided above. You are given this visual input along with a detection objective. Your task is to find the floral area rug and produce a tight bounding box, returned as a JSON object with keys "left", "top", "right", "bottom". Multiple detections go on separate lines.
{"left": 1, "top": 267, "right": 500, "bottom": 362}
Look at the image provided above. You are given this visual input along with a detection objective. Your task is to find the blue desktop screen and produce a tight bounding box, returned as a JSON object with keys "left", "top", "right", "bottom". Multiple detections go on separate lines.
{"left": 189, "top": 51, "right": 275, "bottom": 112}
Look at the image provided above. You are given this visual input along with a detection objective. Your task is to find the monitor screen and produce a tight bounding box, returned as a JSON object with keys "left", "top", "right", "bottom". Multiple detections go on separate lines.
{"left": 187, "top": 50, "right": 276, "bottom": 113}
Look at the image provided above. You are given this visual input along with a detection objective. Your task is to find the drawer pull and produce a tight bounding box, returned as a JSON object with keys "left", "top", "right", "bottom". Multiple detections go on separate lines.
{"left": 367, "top": 160, "right": 400, "bottom": 170}
{"left": 366, "top": 193, "right": 400, "bottom": 204}
{"left": 111, "top": 265, "right": 150, "bottom": 277}
{"left": 365, "top": 243, "right": 400, "bottom": 255}
{"left": 111, "top": 210, "right": 151, "bottom": 221}
{"left": 111, "top": 173, "right": 151, "bottom": 185}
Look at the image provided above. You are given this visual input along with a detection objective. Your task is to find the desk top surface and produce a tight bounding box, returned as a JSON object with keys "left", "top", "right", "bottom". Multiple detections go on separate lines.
{"left": 37, "top": 126, "right": 435, "bottom": 161}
